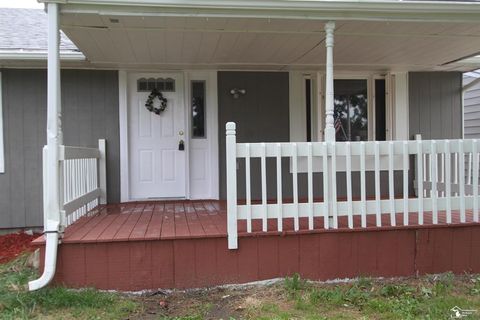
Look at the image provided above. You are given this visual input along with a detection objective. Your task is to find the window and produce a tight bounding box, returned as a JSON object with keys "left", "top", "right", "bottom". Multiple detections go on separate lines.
{"left": 305, "top": 78, "right": 312, "bottom": 142}
{"left": 332, "top": 77, "right": 389, "bottom": 141}
{"left": 191, "top": 81, "right": 206, "bottom": 138}
{"left": 334, "top": 79, "right": 368, "bottom": 141}
{"left": 375, "top": 79, "right": 387, "bottom": 141}
{"left": 137, "top": 77, "right": 175, "bottom": 92}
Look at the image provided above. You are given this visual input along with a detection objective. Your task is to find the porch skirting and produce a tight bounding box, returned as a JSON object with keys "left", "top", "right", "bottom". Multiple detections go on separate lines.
{"left": 32, "top": 202, "right": 480, "bottom": 291}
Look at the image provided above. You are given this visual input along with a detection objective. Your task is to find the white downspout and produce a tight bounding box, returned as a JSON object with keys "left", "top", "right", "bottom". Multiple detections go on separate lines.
{"left": 29, "top": 2, "right": 62, "bottom": 291}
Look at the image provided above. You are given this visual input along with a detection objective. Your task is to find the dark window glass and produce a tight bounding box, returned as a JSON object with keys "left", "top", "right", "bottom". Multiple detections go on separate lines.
{"left": 192, "top": 81, "right": 206, "bottom": 138}
{"left": 147, "top": 78, "right": 156, "bottom": 91}
{"left": 375, "top": 79, "right": 386, "bottom": 141}
{"left": 156, "top": 78, "right": 165, "bottom": 91}
{"left": 137, "top": 78, "right": 147, "bottom": 91}
{"left": 334, "top": 79, "right": 368, "bottom": 141}
{"left": 305, "top": 79, "right": 312, "bottom": 142}
{"left": 165, "top": 78, "right": 175, "bottom": 91}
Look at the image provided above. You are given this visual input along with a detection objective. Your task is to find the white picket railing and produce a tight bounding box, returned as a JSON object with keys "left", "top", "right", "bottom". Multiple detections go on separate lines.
{"left": 42, "top": 139, "right": 107, "bottom": 229}
{"left": 226, "top": 122, "right": 479, "bottom": 249}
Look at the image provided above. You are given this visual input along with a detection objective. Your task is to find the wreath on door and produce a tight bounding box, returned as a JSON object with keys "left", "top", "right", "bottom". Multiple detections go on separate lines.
{"left": 145, "top": 88, "right": 168, "bottom": 115}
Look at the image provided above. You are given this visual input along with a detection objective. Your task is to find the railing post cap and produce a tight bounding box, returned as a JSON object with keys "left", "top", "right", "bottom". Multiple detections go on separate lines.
{"left": 226, "top": 122, "right": 236, "bottom": 134}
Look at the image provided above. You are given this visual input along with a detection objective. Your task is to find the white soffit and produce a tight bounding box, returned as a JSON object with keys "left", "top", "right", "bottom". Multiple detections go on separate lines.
{"left": 59, "top": 13, "right": 480, "bottom": 71}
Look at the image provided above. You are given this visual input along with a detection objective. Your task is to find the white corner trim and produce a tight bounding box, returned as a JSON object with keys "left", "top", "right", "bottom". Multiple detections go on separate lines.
{"left": 209, "top": 71, "right": 219, "bottom": 199}
{"left": 392, "top": 72, "right": 409, "bottom": 140}
{"left": 118, "top": 70, "right": 129, "bottom": 202}
{"left": 0, "top": 71, "right": 4, "bottom": 173}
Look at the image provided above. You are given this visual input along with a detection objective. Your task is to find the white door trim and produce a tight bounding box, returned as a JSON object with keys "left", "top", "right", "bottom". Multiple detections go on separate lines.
{"left": 119, "top": 70, "right": 219, "bottom": 201}
{"left": 184, "top": 70, "right": 219, "bottom": 200}
{"left": 119, "top": 70, "right": 129, "bottom": 202}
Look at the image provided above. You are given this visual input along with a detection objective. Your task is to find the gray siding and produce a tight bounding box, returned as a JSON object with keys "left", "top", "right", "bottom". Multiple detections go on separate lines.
{"left": 409, "top": 72, "right": 462, "bottom": 140}
{"left": 0, "top": 69, "right": 119, "bottom": 229}
{"left": 408, "top": 71, "right": 463, "bottom": 193}
{"left": 464, "top": 76, "right": 480, "bottom": 139}
{"left": 218, "top": 71, "right": 290, "bottom": 200}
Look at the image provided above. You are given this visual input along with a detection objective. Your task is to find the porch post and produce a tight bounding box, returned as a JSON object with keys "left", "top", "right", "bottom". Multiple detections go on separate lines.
{"left": 324, "top": 21, "right": 336, "bottom": 142}
{"left": 226, "top": 122, "right": 238, "bottom": 249}
{"left": 324, "top": 21, "right": 336, "bottom": 228}
{"left": 45, "top": 1, "right": 62, "bottom": 232}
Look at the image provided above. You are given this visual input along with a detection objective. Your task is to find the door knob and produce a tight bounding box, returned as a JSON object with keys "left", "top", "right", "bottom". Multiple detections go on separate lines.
{"left": 178, "top": 140, "right": 185, "bottom": 151}
{"left": 179, "top": 130, "right": 184, "bottom": 136}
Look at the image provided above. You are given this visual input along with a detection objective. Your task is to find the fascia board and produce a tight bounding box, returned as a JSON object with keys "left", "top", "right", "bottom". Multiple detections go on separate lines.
{"left": 0, "top": 51, "right": 86, "bottom": 61}
{"left": 50, "top": 0, "right": 480, "bottom": 22}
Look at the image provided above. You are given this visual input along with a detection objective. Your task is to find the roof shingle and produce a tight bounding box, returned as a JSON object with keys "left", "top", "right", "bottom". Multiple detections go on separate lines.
{"left": 0, "top": 8, "right": 78, "bottom": 52}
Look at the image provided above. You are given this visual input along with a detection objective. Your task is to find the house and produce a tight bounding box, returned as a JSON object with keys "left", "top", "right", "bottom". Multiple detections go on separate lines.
{"left": 464, "top": 69, "right": 480, "bottom": 140}
{"left": 0, "top": 1, "right": 480, "bottom": 291}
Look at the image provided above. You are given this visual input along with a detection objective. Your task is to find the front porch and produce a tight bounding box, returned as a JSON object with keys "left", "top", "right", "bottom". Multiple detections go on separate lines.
{"left": 26, "top": 0, "right": 480, "bottom": 291}
{"left": 33, "top": 200, "right": 480, "bottom": 290}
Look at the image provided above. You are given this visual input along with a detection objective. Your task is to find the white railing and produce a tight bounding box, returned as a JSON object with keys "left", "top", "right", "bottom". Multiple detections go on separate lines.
{"left": 43, "top": 139, "right": 107, "bottom": 229}
{"left": 226, "top": 122, "right": 479, "bottom": 249}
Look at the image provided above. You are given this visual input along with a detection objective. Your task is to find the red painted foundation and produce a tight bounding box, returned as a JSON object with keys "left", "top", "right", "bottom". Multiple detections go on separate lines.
{"left": 33, "top": 201, "right": 480, "bottom": 291}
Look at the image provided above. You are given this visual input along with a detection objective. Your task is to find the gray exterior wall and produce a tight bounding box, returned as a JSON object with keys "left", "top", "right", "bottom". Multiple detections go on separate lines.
{"left": 218, "top": 71, "right": 290, "bottom": 200}
{"left": 464, "top": 75, "right": 480, "bottom": 139}
{"left": 219, "top": 71, "right": 463, "bottom": 201}
{"left": 408, "top": 71, "right": 463, "bottom": 194}
{"left": 0, "top": 69, "right": 119, "bottom": 229}
{"left": 409, "top": 72, "right": 463, "bottom": 140}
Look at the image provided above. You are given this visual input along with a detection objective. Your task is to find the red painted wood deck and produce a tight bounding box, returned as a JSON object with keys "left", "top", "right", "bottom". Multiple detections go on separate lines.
{"left": 32, "top": 200, "right": 480, "bottom": 291}
{"left": 33, "top": 200, "right": 479, "bottom": 244}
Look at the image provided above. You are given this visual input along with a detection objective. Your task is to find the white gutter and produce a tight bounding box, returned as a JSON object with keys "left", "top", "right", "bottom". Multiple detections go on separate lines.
{"left": 39, "top": 0, "right": 480, "bottom": 23}
{"left": 0, "top": 50, "right": 85, "bottom": 61}
{"left": 29, "top": 2, "right": 63, "bottom": 292}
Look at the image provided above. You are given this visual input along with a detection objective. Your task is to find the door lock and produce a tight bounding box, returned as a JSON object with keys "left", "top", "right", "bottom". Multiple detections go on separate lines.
{"left": 178, "top": 139, "right": 185, "bottom": 151}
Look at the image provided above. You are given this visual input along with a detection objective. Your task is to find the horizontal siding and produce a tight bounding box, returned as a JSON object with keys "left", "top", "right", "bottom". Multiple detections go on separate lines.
{"left": 464, "top": 75, "right": 480, "bottom": 140}
{"left": 0, "top": 69, "right": 119, "bottom": 229}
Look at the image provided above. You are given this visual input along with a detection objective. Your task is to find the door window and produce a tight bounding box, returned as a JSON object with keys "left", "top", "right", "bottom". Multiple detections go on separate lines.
{"left": 334, "top": 79, "right": 368, "bottom": 141}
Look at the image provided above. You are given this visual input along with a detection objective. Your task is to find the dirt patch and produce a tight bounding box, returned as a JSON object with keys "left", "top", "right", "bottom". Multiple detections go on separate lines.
{"left": 131, "top": 287, "right": 251, "bottom": 320}
{"left": 0, "top": 231, "right": 40, "bottom": 264}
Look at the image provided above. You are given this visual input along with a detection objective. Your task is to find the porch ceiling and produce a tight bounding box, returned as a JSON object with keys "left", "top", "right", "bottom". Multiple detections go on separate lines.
{"left": 60, "top": 13, "right": 480, "bottom": 71}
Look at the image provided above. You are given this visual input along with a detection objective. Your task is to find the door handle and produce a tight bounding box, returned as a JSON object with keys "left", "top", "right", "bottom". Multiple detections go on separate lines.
{"left": 178, "top": 139, "right": 185, "bottom": 151}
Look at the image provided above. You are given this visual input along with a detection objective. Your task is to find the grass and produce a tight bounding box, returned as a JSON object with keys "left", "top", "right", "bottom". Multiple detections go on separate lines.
{"left": 243, "top": 273, "right": 480, "bottom": 320}
{"left": 0, "top": 254, "right": 138, "bottom": 319}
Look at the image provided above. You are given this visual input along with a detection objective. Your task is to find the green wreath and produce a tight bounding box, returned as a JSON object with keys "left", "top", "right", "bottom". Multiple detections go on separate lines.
{"left": 145, "top": 88, "right": 168, "bottom": 115}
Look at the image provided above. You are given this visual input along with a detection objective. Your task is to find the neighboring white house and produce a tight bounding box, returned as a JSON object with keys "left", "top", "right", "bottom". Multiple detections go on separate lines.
{"left": 464, "top": 70, "right": 480, "bottom": 139}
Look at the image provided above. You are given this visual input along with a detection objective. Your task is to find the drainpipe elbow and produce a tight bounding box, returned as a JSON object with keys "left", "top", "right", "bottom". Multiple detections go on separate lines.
{"left": 28, "top": 231, "right": 59, "bottom": 291}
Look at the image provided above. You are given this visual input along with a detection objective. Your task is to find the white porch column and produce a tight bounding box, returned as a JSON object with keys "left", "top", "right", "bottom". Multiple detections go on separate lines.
{"left": 324, "top": 21, "right": 336, "bottom": 142}
{"left": 45, "top": 1, "right": 62, "bottom": 231}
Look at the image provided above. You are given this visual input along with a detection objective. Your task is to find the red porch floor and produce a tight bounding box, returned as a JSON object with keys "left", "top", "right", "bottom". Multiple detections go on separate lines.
{"left": 33, "top": 200, "right": 480, "bottom": 291}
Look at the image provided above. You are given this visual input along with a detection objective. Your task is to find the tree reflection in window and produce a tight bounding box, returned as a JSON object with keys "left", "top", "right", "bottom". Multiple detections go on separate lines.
{"left": 192, "top": 81, "right": 206, "bottom": 138}
{"left": 334, "top": 79, "right": 368, "bottom": 141}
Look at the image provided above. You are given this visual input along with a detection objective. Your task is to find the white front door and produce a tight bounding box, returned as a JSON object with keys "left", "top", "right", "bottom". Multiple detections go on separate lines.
{"left": 128, "top": 73, "right": 186, "bottom": 199}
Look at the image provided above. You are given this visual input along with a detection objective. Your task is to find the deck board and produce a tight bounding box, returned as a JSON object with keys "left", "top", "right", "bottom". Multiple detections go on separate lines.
{"left": 53, "top": 200, "right": 479, "bottom": 244}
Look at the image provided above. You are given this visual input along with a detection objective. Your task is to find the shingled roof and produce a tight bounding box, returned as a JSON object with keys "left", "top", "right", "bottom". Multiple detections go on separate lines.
{"left": 0, "top": 8, "right": 79, "bottom": 53}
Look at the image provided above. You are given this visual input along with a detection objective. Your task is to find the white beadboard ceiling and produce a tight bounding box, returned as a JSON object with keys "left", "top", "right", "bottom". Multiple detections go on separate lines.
{"left": 60, "top": 13, "right": 480, "bottom": 71}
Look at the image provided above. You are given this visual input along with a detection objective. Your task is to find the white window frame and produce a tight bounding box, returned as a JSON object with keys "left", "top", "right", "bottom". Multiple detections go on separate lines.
{"left": 0, "top": 71, "right": 4, "bottom": 173}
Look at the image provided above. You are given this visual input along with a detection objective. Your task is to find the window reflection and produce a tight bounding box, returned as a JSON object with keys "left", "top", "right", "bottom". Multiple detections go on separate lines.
{"left": 192, "top": 81, "right": 206, "bottom": 138}
{"left": 334, "top": 79, "right": 368, "bottom": 141}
